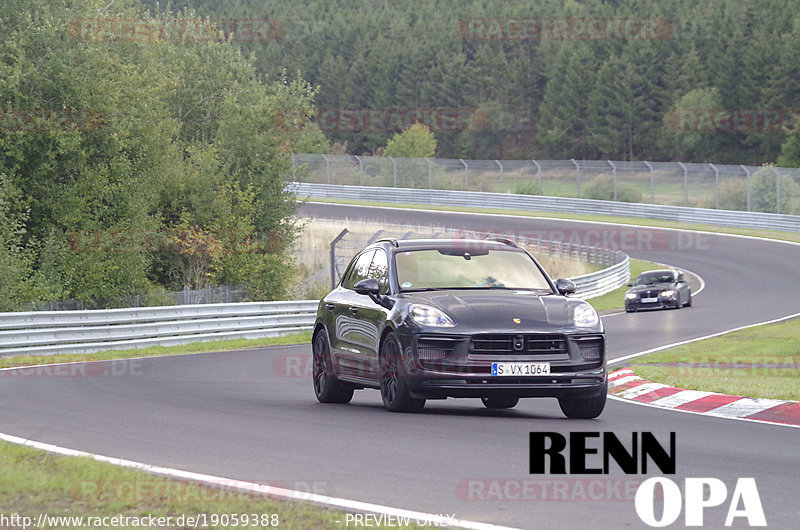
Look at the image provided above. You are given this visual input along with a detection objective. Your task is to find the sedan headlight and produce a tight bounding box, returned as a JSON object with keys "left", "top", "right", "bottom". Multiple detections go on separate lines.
{"left": 625, "top": 293, "right": 638, "bottom": 300}
{"left": 574, "top": 303, "right": 599, "bottom": 328}
{"left": 660, "top": 290, "right": 676, "bottom": 298}
{"left": 409, "top": 305, "right": 455, "bottom": 327}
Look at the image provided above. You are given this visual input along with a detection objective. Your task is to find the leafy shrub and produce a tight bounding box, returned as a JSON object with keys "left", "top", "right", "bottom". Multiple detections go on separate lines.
{"left": 581, "top": 174, "right": 643, "bottom": 203}
{"left": 512, "top": 181, "right": 543, "bottom": 195}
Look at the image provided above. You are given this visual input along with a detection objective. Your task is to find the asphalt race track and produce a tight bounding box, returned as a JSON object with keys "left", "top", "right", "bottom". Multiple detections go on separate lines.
{"left": 1, "top": 202, "right": 798, "bottom": 529}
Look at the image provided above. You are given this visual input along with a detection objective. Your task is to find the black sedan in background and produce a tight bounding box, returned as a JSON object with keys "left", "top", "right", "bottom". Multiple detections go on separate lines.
{"left": 624, "top": 269, "right": 692, "bottom": 312}
{"left": 312, "top": 238, "right": 607, "bottom": 417}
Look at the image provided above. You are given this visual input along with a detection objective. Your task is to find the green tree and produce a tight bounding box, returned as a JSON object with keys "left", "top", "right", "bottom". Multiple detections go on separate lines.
{"left": 383, "top": 123, "right": 437, "bottom": 158}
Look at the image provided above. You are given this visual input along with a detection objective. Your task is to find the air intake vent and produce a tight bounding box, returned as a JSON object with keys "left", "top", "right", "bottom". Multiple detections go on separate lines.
{"left": 575, "top": 337, "right": 604, "bottom": 361}
{"left": 417, "top": 337, "right": 457, "bottom": 361}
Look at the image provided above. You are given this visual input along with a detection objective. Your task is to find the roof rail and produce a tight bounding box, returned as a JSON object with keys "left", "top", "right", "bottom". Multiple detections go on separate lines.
{"left": 482, "top": 236, "right": 518, "bottom": 248}
{"left": 375, "top": 237, "right": 399, "bottom": 247}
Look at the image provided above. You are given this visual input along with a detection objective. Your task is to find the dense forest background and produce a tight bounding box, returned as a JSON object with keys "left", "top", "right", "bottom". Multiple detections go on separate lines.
{"left": 141, "top": 0, "right": 800, "bottom": 165}
{"left": 3, "top": 0, "right": 800, "bottom": 309}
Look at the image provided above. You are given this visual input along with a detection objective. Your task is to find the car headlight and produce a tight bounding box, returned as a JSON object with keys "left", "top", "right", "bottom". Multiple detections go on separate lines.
{"left": 409, "top": 305, "right": 455, "bottom": 327}
{"left": 660, "top": 290, "right": 676, "bottom": 298}
{"left": 574, "top": 303, "right": 599, "bottom": 328}
{"left": 625, "top": 293, "right": 638, "bottom": 300}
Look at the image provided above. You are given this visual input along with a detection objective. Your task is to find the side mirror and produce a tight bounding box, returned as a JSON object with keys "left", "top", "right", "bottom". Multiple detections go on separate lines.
{"left": 555, "top": 278, "right": 576, "bottom": 295}
{"left": 354, "top": 278, "right": 381, "bottom": 296}
{"left": 627, "top": 283, "right": 633, "bottom": 287}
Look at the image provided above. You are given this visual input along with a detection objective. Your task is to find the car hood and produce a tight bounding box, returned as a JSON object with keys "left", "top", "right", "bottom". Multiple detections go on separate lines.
{"left": 398, "top": 289, "right": 590, "bottom": 331}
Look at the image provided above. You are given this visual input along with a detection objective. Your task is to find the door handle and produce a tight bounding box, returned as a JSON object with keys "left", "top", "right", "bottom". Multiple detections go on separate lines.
{"left": 325, "top": 303, "right": 336, "bottom": 310}
{"left": 349, "top": 307, "right": 359, "bottom": 315}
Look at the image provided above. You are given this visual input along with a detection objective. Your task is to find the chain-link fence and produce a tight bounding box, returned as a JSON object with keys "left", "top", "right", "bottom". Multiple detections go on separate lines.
{"left": 292, "top": 154, "right": 800, "bottom": 215}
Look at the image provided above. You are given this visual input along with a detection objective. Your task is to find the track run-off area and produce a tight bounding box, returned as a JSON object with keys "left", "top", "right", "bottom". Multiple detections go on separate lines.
{"left": 1, "top": 201, "right": 798, "bottom": 529}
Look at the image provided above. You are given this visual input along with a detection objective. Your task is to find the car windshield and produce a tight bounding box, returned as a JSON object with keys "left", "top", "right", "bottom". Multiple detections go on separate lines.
{"left": 395, "top": 247, "right": 552, "bottom": 292}
{"left": 634, "top": 272, "right": 675, "bottom": 285}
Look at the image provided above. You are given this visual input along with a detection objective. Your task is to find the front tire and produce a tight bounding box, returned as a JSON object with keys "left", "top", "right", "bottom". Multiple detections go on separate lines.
{"left": 481, "top": 396, "right": 519, "bottom": 409}
{"left": 558, "top": 383, "right": 607, "bottom": 419}
{"left": 312, "top": 329, "right": 354, "bottom": 404}
{"left": 379, "top": 333, "right": 425, "bottom": 413}
{"left": 684, "top": 292, "right": 692, "bottom": 307}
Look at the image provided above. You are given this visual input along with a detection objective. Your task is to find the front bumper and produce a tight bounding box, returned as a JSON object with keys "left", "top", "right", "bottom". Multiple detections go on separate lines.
{"left": 625, "top": 297, "right": 678, "bottom": 311}
{"left": 399, "top": 332, "right": 607, "bottom": 400}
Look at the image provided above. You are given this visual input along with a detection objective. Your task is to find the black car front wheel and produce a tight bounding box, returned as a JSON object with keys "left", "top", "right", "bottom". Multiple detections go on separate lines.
{"left": 481, "top": 396, "right": 519, "bottom": 409}
{"left": 312, "top": 329, "right": 354, "bottom": 404}
{"left": 557, "top": 384, "right": 607, "bottom": 419}
{"left": 380, "top": 333, "right": 425, "bottom": 413}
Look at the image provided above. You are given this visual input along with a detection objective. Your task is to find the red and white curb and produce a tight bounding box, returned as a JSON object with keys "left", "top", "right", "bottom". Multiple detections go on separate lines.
{"left": 608, "top": 368, "right": 800, "bottom": 427}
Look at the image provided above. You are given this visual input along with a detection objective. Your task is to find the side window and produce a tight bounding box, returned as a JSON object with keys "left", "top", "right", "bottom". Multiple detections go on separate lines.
{"left": 342, "top": 250, "right": 375, "bottom": 290}
{"left": 368, "top": 249, "right": 390, "bottom": 294}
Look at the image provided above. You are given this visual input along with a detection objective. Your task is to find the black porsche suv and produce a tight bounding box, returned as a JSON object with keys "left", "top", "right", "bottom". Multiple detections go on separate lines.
{"left": 311, "top": 238, "right": 607, "bottom": 417}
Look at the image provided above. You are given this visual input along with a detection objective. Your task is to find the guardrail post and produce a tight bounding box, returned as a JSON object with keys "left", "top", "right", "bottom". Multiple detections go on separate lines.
{"left": 460, "top": 158, "right": 468, "bottom": 189}
{"left": 388, "top": 157, "right": 397, "bottom": 187}
{"left": 608, "top": 160, "right": 617, "bottom": 201}
{"left": 740, "top": 165, "right": 751, "bottom": 211}
{"left": 355, "top": 155, "right": 364, "bottom": 186}
{"left": 678, "top": 161, "right": 688, "bottom": 206}
{"left": 771, "top": 166, "right": 781, "bottom": 214}
{"left": 644, "top": 161, "right": 654, "bottom": 202}
{"left": 425, "top": 157, "right": 433, "bottom": 189}
{"left": 330, "top": 228, "right": 349, "bottom": 289}
{"left": 571, "top": 159, "right": 580, "bottom": 197}
{"left": 321, "top": 154, "right": 330, "bottom": 184}
{"left": 531, "top": 160, "right": 542, "bottom": 191}
{"left": 709, "top": 163, "right": 720, "bottom": 209}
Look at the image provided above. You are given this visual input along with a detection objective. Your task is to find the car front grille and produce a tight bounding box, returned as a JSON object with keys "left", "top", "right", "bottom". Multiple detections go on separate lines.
{"left": 639, "top": 290, "right": 661, "bottom": 298}
{"left": 470, "top": 334, "right": 568, "bottom": 356}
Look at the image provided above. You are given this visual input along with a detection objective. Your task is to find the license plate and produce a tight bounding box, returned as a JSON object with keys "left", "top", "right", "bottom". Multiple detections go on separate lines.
{"left": 641, "top": 297, "right": 658, "bottom": 303}
{"left": 491, "top": 362, "right": 550, "bottom": 376}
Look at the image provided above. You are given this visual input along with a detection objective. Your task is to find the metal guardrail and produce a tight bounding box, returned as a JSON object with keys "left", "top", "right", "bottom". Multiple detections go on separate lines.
{"left": 0, "top": 245, "right": 629, "bottom": 357}
{"left": 0, "top": 301, "right": 318, "bottom": 357}
{"left": 294, "top": 182, "right": 800, "bottom": 232}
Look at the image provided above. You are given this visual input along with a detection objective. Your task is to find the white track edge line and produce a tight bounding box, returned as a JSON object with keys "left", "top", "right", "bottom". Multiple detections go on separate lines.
{"left": 607, "top": 395, "right": 800, "bottom": 430}
{"left": 608, "top": 311, "right": 800, "bottom": 365}
{"left": 0, "top": 432, "right": 521, "bottom": 530}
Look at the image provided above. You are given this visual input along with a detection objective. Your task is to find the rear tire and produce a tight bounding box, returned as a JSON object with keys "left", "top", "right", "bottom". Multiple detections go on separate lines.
{"left": 312, "top": 329, "right": 354, "bottom": 404}
{"left": 380, "top": 333, "right": 425, "bottom": 413}
{"left": 481, "top": 396, "right": 519, "bottom": 409}
{"left": 558, "top": 383, "right": 607, "bottom": 419}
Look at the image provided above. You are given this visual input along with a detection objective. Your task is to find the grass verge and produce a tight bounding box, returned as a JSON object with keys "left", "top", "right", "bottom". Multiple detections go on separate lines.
{"left": 0, "top": 332, "right": 312, "bottom": 370}
{"left": 628, "top": 317, "right": 800, "bottom": 401}
{"left": 0, "top": 440, "right": 433, "bottom": 529}
{"left": 307, "top": 197, "right": 800, "bottom": 245}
